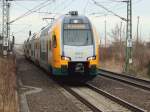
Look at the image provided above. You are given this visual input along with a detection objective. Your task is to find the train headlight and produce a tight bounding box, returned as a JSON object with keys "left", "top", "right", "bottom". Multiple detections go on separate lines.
{"left": 61, "top": 56, "right": 71, "bottom": 61}
{"left": 87, "top": 56, "right": 96, "bottom": 61}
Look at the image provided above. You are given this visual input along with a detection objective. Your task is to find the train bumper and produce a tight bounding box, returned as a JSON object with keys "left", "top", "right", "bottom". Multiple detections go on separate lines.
{"left": 52, "top": 67, "right": 68, "bottom": 75}
{"left": 51, "top": 64, "right": 97, "bottom": 76}
{"left": 53, "top": 65, "right": 97, "bottom": 75}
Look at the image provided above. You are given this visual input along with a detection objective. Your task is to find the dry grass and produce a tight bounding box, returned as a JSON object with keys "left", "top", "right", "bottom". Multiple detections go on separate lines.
{"left": 100, "top": 46, "right": 124, "bottom": 73}
{"left": 100, "top": 59, "right": 123, "bottom": 73}
{"left": 0, "top": 56, "right": 18, "bottom": 112}
{"left": 100, "top": 41, "right": 150, "bottom": 79}
{"left": 100, "top": 24, "right": 150, "bottom": 79}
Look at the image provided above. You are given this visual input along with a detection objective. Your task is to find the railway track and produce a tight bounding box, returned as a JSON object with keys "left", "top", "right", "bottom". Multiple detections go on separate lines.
{"left": 86, "top": 83, "right": 145, "bottom": 112}
{"left": 61, "top": 83, "right": 145, "bottom": 112}
{"left": 98, "top": 69, "right": 150, "bottom": 91}
{"left": 63, "top": 85, "right": 102, "bottom": 112}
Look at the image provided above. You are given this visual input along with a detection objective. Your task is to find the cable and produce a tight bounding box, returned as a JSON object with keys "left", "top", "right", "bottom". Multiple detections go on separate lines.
{"left": 89, "top": 0, "right": 141, "bottom": 18}
{"left": 13, "top": 1, "right": 29, "bottom": 10}
{"left": 83, "top": 0, "right": 89, "bottom": 14}
{"left": 10, "top": 0, "right": 49, "bottom": 23}
{"left": 91, "top": 0, "right": 127, "bottom": 21}
{"left": 9, "top": 0, "right": 54, "bottom": 24}
{"left": 86, "top": 0, "right": 118, "bottom": 17}
{"left": 13, "top": 1, "right": 59, "bottom": 15}
{"left": 57, "top": 0, "right": 74, "bottom": 12}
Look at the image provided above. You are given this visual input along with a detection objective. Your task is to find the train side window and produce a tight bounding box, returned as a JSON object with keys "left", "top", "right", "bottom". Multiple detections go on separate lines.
{"left": 49, "top": 40, "right": 51, "bottom": 50}
{"left": 52, "top": 34, "right": 57, "bottom": 48}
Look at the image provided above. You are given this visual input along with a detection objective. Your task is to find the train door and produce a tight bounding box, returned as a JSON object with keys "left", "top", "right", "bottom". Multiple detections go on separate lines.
{"left": 48, "top": 31, "right": 52, "bottom": 66}
{"left": 40, "top": 32, "right": 48, "bottom": 70}
{"left": 37, "top": 38, "right": 40, "bottom": 64}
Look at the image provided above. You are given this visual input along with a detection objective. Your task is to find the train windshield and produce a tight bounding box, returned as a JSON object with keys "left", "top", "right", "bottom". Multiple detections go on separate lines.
{"left": 63, "top": 24, "right": 93, "bottom": 46}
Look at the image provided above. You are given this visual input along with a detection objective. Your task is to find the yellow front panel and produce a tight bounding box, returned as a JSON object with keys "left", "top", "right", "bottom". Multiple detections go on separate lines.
{"left": 52, "top": 23, "right": 61, "bottom": 68}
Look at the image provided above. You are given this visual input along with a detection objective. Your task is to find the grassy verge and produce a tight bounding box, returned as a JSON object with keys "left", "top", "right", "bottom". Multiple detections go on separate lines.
{"left": 0, "top": 56, "right": 18, "bottom": 112}
{"left": 100, "top": 41, "right": 150, "bottom": 79}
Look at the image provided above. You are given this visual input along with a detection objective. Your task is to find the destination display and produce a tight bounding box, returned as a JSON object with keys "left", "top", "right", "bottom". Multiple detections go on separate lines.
{"left": 64, "top": 24, "right": 90, "bottom": 29}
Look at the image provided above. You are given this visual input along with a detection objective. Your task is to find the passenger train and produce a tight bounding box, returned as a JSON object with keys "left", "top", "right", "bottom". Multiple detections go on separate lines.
{"left": 24, "top": 11, "right": 100, "bottom": 76}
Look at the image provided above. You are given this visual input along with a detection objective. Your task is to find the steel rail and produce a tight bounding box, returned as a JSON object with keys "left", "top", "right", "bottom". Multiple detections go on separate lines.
{"left": 86, "top": 83, "right": 146, "bottom": 112}
{"left": 99, "top": 69, "right": 150, "bottom": 83}
{"left": 98, "top": 69, "right": 150, "bottom": 91}
{"left": 62, "top": 85, "right": 102, "bottom": 112}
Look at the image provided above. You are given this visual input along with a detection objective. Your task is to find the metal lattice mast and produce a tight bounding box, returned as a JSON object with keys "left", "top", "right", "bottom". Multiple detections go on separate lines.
{"left": 92, "top": 0, "right": 133, "bottom": 73}
{"left": 2, "top": 0, "right": 9, "bottom": 56}
{"left": 7, "top": 3, "right": 11, "bottom": 51}
{"left": 0, "top": 1, "right": 2, "bottom": 53}
{"left": 125, "top": 0, "right": 132, "bottom": 72}
{"left": 137, "top": 16, "right": 140, "bottom": 43}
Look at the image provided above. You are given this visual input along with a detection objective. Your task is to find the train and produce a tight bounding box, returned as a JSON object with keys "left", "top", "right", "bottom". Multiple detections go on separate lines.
{"left": 24, "top": 11, "right": 100, "bottom": 77}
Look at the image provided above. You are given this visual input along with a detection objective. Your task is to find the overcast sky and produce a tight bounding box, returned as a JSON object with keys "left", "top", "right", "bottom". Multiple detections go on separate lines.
{"left": 1, "top": 0, "right": 150, "bottom": 44}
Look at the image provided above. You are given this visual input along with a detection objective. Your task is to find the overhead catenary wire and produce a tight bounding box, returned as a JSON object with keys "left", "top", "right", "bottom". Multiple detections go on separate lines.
{"left": 13, "top": 1, "right": 61, "bottom": 15}
{"left": 10, "top": 0, "right": 50, "bottom": 23}
{"left": 87, "top": 0, "right": 122, "bottom": 17}
{"left": 13, "top": 1, "right": 29, "bottom": 10}
{"left": 83, "top": 0, "right": 89, "bottom": 14}
{"left": 46, "top": 0, "right": 74, "bottom": 16}
{"left": 89, "top": 0, "right": 141, "bottom": 18}
{"left": 9, "top": 0, "right": 55, "bottom": 24}
{"left": 91, "top": 0, "right": 127, "bottom": 21}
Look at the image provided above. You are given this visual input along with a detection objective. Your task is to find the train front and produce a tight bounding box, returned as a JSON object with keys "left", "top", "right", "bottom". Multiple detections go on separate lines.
{"left": 60, "top": 12, "right": 99, "bottom": 76}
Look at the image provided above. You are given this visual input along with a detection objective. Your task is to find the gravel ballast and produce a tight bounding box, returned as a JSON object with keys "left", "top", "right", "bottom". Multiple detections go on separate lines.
{"left": 89, "top": 75, "right": 150, "bottom": 111}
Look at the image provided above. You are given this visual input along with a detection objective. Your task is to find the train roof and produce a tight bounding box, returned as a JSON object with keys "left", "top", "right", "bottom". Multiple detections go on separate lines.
{"left": 62, "top": 15, "right": 90, "bottom": 24}
{"left": 35, "top": 12, "right": 91, "bottom": 36}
